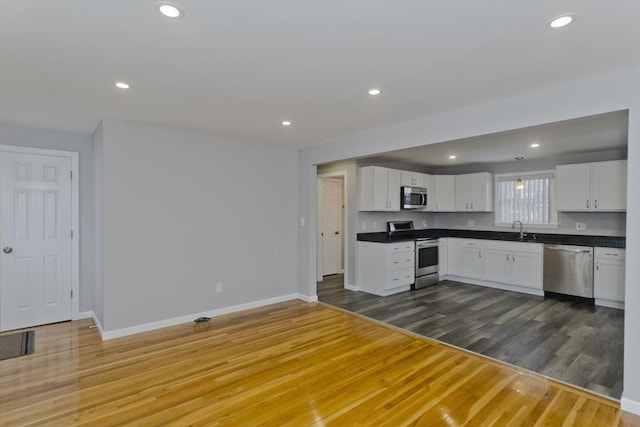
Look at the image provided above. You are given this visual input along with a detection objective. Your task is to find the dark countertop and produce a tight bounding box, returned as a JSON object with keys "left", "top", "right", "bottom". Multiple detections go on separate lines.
{"left": 356, "top": 228, "right": 626, "bottom": 248}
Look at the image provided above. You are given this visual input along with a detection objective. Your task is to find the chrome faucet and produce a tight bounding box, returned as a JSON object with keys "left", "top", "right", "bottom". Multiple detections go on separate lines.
{"left": 512, "top": 220, "right": 527, "bottom": 240}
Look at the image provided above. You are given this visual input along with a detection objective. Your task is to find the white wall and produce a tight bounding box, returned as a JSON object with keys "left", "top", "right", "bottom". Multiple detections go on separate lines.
{"left": 0, "top": 122, "right": 95, "bottom": 312}
{"left": 99, "top": 120, "right": 298, "bottom": 332}
{"left": 298, "top": 66, "right": 640, "bottom": 413}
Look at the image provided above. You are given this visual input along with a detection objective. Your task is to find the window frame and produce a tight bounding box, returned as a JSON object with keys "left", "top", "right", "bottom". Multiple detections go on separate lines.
{"left": 493, "top": 170, "right": 559, "bottom": 229}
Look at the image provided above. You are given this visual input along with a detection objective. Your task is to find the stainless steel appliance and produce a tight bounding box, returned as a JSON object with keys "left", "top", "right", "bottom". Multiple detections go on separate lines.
{"left": 387, "top": 220, "right": 414, "bottom": 233}
{"left": 401, "top": 186, "right": 427, "bottom": 210}
{"left": 543, "top": 244, "right": 594, "bottom": 299}
{"left": 415, "top": 238, "right": 439, "bottom": 289}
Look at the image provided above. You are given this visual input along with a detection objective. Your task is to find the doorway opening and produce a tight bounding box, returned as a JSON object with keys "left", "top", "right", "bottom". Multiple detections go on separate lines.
{"left": 317, "top": 172, "right": 346, "bottom": 292}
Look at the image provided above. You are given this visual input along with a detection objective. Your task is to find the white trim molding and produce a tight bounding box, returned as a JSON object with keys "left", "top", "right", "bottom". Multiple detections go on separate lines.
{"left": 101, "top": 294, "right": 311, "bottom": 340}
{"left": 621, "top": 396, "right": 640, "bottom": 416}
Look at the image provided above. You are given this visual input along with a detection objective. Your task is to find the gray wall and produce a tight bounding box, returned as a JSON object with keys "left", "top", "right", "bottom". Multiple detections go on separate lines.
{"left": 0, "top": 122, "right": 95, "bottom": 312}
{"left": 297, "top": 67, "right": 640, "bottom": 410}
{"left": 99, "top": 120, "right": 298, "bottom": 331}
{"left": 92, "top": 122, "right": 104, "bottom": 325}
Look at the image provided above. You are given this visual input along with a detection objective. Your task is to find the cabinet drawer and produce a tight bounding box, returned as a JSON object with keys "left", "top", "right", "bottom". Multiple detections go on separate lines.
{"left": 387, "top": 252, "right": 415, "bottom": 270}
{"left": 386, "top": 241, "right": 415, "bottom": 254}
{"left": 385, "top": 268, "right": 414, "bottom": 289}
{"left": 595, "top": 247, "right": 625, "bottom": 261}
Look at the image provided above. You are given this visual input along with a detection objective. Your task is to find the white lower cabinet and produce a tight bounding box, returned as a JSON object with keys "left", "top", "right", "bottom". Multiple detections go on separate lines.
{"left": 438, "top": 238, "right": 448, "bottom": 276}
{"left": 594, "top": 247, "right": 625, "bottom": 308}
{"left": 483, "top": 241, "right": 543, "bottom": 290}
{"left": 461, "top": 239, "right": 484, "bottom": 279}
{"left": 357, "top": 241, "right": 415, "bottom": 296}
{"left": 446, "top": 238, "right": 462, "bottom": 276}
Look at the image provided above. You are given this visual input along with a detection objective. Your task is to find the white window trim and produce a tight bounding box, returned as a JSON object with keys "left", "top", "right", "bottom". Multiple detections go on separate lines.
{"left": 493, "top": 169, "right": 559, "bottom": 228}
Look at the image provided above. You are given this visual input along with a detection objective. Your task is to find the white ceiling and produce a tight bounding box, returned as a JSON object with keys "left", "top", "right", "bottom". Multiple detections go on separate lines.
{"left": 1, "top": 1, "right": 638, "bottom": 148}
{"left": 369, "top": 110, "right": 629, "bottom": 168}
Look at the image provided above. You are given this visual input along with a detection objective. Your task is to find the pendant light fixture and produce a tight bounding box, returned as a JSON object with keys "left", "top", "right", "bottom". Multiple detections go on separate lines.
{"left": 515, "top": 178, "right": 524, "bottom": 190}
{"left": 514, "top": 157, "right": 525, "bottom": 190}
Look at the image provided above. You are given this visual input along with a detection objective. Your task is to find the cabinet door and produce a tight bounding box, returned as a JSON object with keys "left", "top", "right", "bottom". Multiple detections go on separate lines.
{"left": 511, "top": 251, "right": 543, "bottom": 289}
{"left": 421, "top": 174, "right": 434, "bottom": 211}
{"left": 484, "top": 248, "right": 510, "bottom": 284}
{"left": 454, "top": 175, "right": 470, "bottom": 211}
{"left": 438, "top": 238, "right": 448, "bottom": 276}
{"left": 556, "top": 164, "right": 591, "bottom": 211}
{"left": 372, "top": 167, "right": 390, "bottom": 210}
{"left": 447, "top": 238, "right": 462, "bottom": 276}
{"left": 592, "top": 161, "right": 627, "bottom": 211}
{"left": 434, "top": 175, "right": 455, "bottom": 211}
{"left": 468, "top": 173, "right": 493, "bottom": 212}
{"left": 594, "top": 260, "right": 625, "bottom": 302}
{"left": 461, "top": 240, "right": 484, "bottom": 279}
{"left": 401, "top": 171, "right": 416, "bottom": 187}
{"left": 386, "top": 168, "right": 401, "bottom": 211}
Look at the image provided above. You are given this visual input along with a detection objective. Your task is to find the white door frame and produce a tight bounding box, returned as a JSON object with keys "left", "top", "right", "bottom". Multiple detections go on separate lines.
{"left": 0, "top": 144, "right": 80, "bottom": 321}
{"left": 316, "top": 171, "right": 348, "bottom": 284}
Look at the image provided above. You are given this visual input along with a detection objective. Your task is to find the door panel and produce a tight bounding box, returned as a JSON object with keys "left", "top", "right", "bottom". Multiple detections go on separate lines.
{"left": 1, "top": 152, "right": 73, "bottom": 331}
{"left": 320, "top": 178, "right": 343, "bottom": 276}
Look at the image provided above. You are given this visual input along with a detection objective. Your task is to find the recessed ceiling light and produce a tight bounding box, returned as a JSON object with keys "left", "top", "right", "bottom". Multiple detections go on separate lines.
{"left": 157, "top": 3, "right": 183, "bottom": 18}
{"left": 282, "top": 121, "right": 292, "bottom": 126}
{"left": 114, "top": 82, "right": 130, "bottom": 89}
{"left": 548, "top": 15, "right": 574, "bottom": 29}
{"left": 530, "top": 143, "right": 540, "bottom": 148}
{"left": 449, "top": 155, "right": 457, "bottom": 160}
{"left": 368, "top": 89, "right": 381, "bottom": 96}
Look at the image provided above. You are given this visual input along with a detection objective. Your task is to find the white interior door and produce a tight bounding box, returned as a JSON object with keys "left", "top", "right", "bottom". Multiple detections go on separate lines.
{"left": 1, "top": 151, "right": 73, "bottom": 331}
{"left": 320, "top": 178, "right": 343, "bottom": 276}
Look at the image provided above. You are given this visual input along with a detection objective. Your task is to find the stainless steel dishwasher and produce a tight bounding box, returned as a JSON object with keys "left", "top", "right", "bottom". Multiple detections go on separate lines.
{"left": 543, "top": 244, "right": 594, "bottom": 298}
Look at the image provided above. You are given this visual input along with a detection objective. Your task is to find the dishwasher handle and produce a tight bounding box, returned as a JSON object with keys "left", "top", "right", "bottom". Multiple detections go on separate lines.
{"left": 545, "top": 245, "right": 592, "bottom": 253}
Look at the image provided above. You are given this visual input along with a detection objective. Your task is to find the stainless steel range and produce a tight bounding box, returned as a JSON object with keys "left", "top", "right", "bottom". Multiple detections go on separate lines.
{"left": 386, "top": 221, "right": 439, "bottom": 289}
{"left": 415, "top": 238, "right": 439, "bottom": 289}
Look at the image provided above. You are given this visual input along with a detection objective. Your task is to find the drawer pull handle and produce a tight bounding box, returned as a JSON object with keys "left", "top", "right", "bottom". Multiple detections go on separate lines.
{"left": 605, "top": 253, "right": 618, "bottom": 256}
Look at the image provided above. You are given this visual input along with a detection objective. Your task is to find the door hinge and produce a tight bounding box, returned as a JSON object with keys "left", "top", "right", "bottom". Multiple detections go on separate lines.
{"left": 71, "top": 289, "right": 73, "bottom": 298}
{"left": 71, "top": 229, "right": 74, "bottom": 239}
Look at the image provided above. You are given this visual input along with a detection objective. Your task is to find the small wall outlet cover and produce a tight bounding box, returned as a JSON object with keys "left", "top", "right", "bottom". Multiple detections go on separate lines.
{"left": 467, "top": 220, "right": 476, "bottom": 227}
{"left": 216, "top": 282, "right": 223, "bottom": 293}
{"left": 422, "top": 221, "right": 428, "bottom": 228}
{"left": 576, "top": 222, "right": 587, "bottom": 231}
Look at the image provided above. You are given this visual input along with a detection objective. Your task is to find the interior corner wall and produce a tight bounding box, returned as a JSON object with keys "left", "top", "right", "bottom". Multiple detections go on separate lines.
{"left": 91, "top": 121, "right": 104, "bottom": 326}
{"left": 297, "top": 66, "right": 640, "bottom": 413}
{"left": 0, "top": 122, "right": 95, "bottom": 313}
{"left": 99, "top": 120, "right": 298, "bottom": 332}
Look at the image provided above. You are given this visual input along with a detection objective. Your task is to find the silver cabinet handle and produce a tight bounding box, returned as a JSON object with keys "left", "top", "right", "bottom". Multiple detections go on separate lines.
{"left": 3, "top": 247, "right": 13, "bottom": 254}
{"left": 605, "top": 253, "right": 618, "bottom": 256}
{"left": 436, "top": 202, "right": 439, "bottom": 210}
{"left": 466, "top": 202, "right": 469, "bottom": 210}
{"left": 334, "top": 231, "right": 340, "bottom": 235}
{"left": 587, "top": 200, "right": 590, "bottom": 209}
{"left": 596, "top": 262, "right": 599, "bottom": 270}
{"left": 470, "top": 202, "right": 474, "bottom": 210}
{"left": 506, "top": 254, "right": 509, "bottom": 261}
{"left": 595, "top": 200, "right": 598, "bottom": 209}
{"left": 512, "top": 254, "right": 515, "bottom": 262}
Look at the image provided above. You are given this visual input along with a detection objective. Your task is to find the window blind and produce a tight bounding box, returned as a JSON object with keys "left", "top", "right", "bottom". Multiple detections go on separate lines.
{"left": 495, "top": 173, "right": 554, "bottom": 224}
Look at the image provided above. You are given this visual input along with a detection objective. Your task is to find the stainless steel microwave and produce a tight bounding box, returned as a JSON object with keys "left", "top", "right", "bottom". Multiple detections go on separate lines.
{"left": 401, "top": 186, "right": 427, "bottom": 209}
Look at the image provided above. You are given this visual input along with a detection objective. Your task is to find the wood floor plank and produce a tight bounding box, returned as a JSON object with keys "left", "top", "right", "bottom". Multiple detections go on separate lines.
{"left": 1, "top": 300, "right": 638, "bottom": 426}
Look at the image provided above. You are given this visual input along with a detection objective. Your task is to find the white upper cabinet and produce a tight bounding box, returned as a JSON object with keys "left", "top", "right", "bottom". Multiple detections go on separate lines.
{"left": 401, "top": 171, "right": 425, "bottom": 187}
{"left": 433, "top": 175, "right": 455, "bottom": 211}
{"left": 556, "top": 160, "right": 627, "bottom": 211}
{"left": 454, "top": 172, "right": 493, "bottom": 212}
{"left": 358, "top": 166, "right": 400, "bottom": 211}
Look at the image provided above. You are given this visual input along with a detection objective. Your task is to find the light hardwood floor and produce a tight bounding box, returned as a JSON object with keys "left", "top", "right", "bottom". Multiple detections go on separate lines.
{"left": 1, "top": 301, "right": 638, "bottom": 426}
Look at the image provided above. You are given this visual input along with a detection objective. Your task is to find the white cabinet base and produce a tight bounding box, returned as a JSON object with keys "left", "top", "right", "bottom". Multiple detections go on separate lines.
{"left": 595, "top": 299, "right": 624, "bottom": 310}
{"left": 441, "top": 275, "right": 544, "bottom": 297}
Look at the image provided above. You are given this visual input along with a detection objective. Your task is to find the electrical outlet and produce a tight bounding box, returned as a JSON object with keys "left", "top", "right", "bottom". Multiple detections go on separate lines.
{"left": 216, "top": 282, "right": 223, "bottom": 293}
{"left": 576, "top": 222, "right": 586, "bottom": 231}
{"left": 467, "top": 220, "right": 476, "bottom": 227}
{"left": 422, "top": 221, "right": 428, "bottom": 229}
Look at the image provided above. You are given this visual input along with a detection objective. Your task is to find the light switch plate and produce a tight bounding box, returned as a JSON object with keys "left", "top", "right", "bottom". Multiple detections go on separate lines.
{"left": 576, "top": 222, "right": 586, "bottom": 230}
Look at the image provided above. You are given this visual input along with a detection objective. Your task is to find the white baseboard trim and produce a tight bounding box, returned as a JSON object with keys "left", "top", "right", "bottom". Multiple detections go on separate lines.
{"left": 344, "top": 283, "right": 360, "bottom": 291}
{"left": 297, "top": 294, "right": 318, "bottom": 302}
{"left": 100, "top": 294, "right": 301, "bottom": 341}
{"left": 595, "top": 299, "right": 624, "bottom": 310}
{"left": 90, "top": 312, "right": 105, "bottom": 337}
{"left": 74, "top": 311, "right": 94, "bottom": 320}
{"left": 621, "top": 396, "right": 640, "bottom": 415}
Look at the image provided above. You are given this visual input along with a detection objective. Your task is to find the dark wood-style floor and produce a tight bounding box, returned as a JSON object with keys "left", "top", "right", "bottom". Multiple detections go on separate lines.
{"left": 318, "top": 274, "right": 624, "bottom": 399}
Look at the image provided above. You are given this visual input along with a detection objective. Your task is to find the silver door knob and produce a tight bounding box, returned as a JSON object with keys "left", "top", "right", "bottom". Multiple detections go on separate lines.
{"left": 3, "top": 247, "right": 13, "bottom": 254}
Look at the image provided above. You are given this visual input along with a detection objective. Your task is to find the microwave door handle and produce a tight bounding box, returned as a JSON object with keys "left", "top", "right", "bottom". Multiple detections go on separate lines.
{"left": 422, "top": 193, "right": 427, "bottom": 207}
